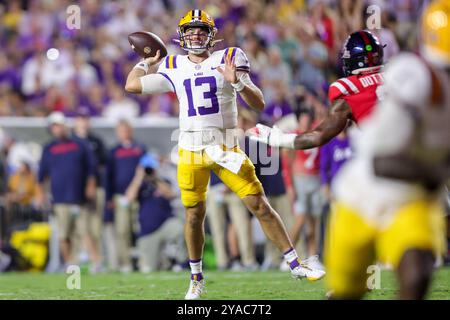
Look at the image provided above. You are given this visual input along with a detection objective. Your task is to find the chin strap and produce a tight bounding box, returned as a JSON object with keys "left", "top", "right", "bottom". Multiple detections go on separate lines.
{"left": 210, "top": 38, "right": 224, "bottom": 46}
{"left": 172, "top": 38, "right": 224, "bottom": 52}
{"left": 352, "top": 65, "right": 384, "bottom": 75}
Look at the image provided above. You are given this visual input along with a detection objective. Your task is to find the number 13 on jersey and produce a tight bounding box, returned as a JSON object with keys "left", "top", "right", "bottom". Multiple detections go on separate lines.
{"left": 183, "top": 76, "right": 220, "bottom": 117}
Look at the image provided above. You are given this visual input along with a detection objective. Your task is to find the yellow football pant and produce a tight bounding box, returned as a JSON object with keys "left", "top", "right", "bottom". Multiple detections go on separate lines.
{"left": 177, "top": 146, "right": 264, "bottom": 207}
{"left": 324, "top": 199, "right": 447, "bottom": 298}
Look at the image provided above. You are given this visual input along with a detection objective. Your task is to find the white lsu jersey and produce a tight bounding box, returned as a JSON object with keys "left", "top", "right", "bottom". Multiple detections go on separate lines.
{"left": 333, "top": 52, "right": 450, "bottom": 228}
{"left": 156, "top": 47, "right": 250, "bottom": 151}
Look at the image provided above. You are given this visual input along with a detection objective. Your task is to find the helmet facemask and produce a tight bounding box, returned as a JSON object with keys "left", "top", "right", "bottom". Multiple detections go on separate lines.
{"left": 178, "top": 24, "right": 217, "bottom": 55}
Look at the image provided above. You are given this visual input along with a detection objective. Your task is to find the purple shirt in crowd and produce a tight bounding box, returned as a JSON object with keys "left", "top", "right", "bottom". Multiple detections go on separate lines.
{"left": 261, "top": 99, "right": 294, "bottom": 125}
{"left": 319, "top": 136, "right": 352, "bottom": 185}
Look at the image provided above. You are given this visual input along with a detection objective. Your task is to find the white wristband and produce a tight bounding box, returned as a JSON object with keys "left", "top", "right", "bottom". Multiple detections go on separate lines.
{"left": 133, "top": 61, "right": 149, "bottom": 74}
{"left": 281, "top": 133, "right": 297, "bottom": 149}
{"left": 276, "top": 133, "right": 297, "bottom": 149}
{"left": 231, "top": 80, "right": 245, "bottom": 92}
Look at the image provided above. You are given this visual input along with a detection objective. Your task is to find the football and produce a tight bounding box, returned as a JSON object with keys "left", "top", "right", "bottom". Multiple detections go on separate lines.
{"left": 128, "top": 31, "right": 168, "bottom": 59}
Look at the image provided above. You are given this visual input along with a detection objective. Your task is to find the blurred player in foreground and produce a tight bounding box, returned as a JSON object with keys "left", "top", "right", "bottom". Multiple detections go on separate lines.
{"left": 252, "top": 0, "right": 450, "bottom": 299}
{"left": 325, "top": 0, "right": 450, "bottom": 299}
{"left": 250, "top": 30, "right": 385, "bottom": 273}
{"left": 125, "top": 10, "right": 325, "bottom": 299}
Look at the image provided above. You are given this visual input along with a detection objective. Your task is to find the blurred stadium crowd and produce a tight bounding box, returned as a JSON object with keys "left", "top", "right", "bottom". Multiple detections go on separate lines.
{"left": 0, "top": 0, "right": 449, "bottom": 273}
{"left": 0, "top": 0, "right": 421, "bottom": 118}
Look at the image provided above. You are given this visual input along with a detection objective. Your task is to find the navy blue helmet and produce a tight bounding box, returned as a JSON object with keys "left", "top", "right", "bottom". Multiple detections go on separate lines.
{"left": 341, "top": 30, "right": 384, "bottom": 76}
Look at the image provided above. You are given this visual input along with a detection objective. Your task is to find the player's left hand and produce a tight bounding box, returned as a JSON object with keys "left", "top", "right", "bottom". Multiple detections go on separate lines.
{"left": 217, "top": 54, "right": 237, "bottom": 84}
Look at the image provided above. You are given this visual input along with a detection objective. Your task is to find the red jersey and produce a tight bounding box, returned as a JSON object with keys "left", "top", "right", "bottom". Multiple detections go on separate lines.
{"left": 328, "top": 70, "right": 384, "bottom": 124}
{"left": 293, "top": 128, "right": 320, "bottom": 176}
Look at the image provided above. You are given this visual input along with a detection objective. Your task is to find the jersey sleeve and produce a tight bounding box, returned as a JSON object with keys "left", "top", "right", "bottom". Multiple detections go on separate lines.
{"left": 328, "top": 80, "right": 347, "bottom": 102}
{"left": 140, "top": 73, "right": 175, "bottom": 94}
{"left": 235, "top": 48, "right": 250, "bottom": 73}
{"left": 222, "top": 47, "right": 250, "bottom": 73}
{"left": 157, "top": 55, "right": 174, "bottom": 73}
{"left": 383, "top": 52, "right": 431, "bottom": 108}
{"left": 153, "top": 55, "right": 178, "bottom": 93}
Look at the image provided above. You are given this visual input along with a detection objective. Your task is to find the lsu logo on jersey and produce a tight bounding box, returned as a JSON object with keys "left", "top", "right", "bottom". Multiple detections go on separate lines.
{"left": 156, "top": 47, "right": 250, "bottom": 131}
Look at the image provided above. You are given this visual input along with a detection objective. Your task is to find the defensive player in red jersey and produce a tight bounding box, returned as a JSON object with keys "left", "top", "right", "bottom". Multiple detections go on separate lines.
{"left": 249, "top": 30, "right": 384, "bottom": 150}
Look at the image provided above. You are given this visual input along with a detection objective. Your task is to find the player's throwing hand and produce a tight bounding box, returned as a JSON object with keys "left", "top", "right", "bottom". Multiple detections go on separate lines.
{"left": 143, "top": 50, "right": 163, "bottom": 66}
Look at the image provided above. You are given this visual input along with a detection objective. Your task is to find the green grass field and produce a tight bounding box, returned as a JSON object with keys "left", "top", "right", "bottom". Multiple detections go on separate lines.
{"left": 0, "top": 267, "right": 449, "bottom": 300}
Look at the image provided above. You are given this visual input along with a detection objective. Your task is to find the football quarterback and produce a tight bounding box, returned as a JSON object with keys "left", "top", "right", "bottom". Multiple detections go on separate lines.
{"left": 125, "top": 9, "right": 325, "bottom": 300}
